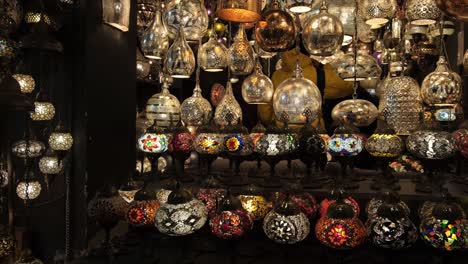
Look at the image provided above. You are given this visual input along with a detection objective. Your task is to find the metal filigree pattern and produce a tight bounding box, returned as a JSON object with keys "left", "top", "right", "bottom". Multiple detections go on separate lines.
{"left": 228, "top": 26, "right": 255, "bottom": 75}
{"left": 381, "top": 76, "right": 423, "bottom": 135}
{"left": 406, "top": 0, "right": 442, "bottom": 25}
{"left": 365, "top": 134, "right": 404, "bottom": 158}
{"left": 359, "top": 0, "right": 397, "bottom": 26}
{"left": 263, "top": 211, "right": 310, "bottom": 244}
{"left": 155, "top": 199, "right": 208, "bottom": 236}
{"left": 163, "top": 0, "right": 209, "bottom": 40}
{"left": 12, "top": 140, "right": 45, "bottom": 158}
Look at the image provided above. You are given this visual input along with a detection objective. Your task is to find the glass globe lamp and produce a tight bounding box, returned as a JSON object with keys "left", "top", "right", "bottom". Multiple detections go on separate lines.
{"left": 255, "top": 125, "right": 294, "bottom": 157}
{"left": 228, "top": 25, "right": 255, "bottom": 76}
{"left": 263, "top": 196, "right": 310, "bottom": 244}
{"left": 273, "top": 189, "right": 319, "bottom": 219}
{"left": 216, "top": 0, "right": 262, "bottom": 23}
{"left": 12, "top": 139, "right": 45, "bottom": 158}
{"left": 194, "top": 126, "right": 225, "bottom": 156}
{"left": 332, "top": 99, "right": 378, "bottom": 127}
{"left": 241, "top": 61, "right": 274, "bottom": 104}
{"left": 137, "top": 124, "right": 169, "bottom": 154}
{"left": 302, "top": 1, "right": 344, "bottom": 57}
{"left": 214, "top": 82, "right": 242, "bottom": 127}
{"left": 12, "top": 74, "right": 35, "bottom": 94}
{"left": 273, "top": 62, "right": 322, "bottom": 125}
{"left": 381, "top": 76, "right": 423, "bottom": 135}
{"left": 255, "top": 0, "right": 296, "bottom": 52}
{"left": 30, "top": 101, "right": 55, "bottom": 121}
{"left": 359, "top": 0, "right": 397, "bottom": 27}
{"left": 238, "top": 185, "right": 269, "bottom": 221}
{"left": 162, "top": 0, "right": 208, "bottom": 40}
{"left": 366, "top": 194, "right": 411, "bottom": 219}
{"left": 0, "top": 232, "right": 14, "bottom": 258}
{"left": 198, "top": 30, "right": 228, "bottom": 72}
{"left": 421, "top": 56, "right": 462, "bottom": 105}
{"left": 406, "top": 0, "right": 442, "bottom": 25}
{"left": 16, "top": 179, "right": 41, "bottom": 200}
{"left": 146, "top": 82, "right": 181, "bottom": 128}
{"left": 406, "top": 128, "right": 456, "bottom": 160}
{"left": 126, "top": 190, "right": 160, "bottom": 227}
{"left": 366, "top": 195, "right": 418, "bottom": 249}
{"left": 334, "top": 45, "right": 382, "bottom": 81}
{"left": 210, "top": 83, "right": 225, "bottom": 107}
{"left": 315, "top": 199, "right": 366, "bottom": 249}
{"left": 164, "top": 27, "right": 195, "bottom": 78}
{"left": 140, "top": 5, "right": 169, "bottom": 60}
{"left": 209, "top": 194, "right": 253, "bottom": 240}
{"left": 155, "top": 186, "right": 208, "bottom": 236}
{"left": 327, "top": 0, "right": 355, "bottom": 45}
{"left": 223, "top": 123, "right": 254, "bottom": 157}
{"left": 180, "top": 82, "right": 212, "bottom": 128}
{"left": 419, "top": 199, "right": 467, "bottom": 251}
{"left": 38, "top": 150, "right": 62, "bottom": 175}
{"left": 197, "top": 177, "right": 226, "bottom": 217}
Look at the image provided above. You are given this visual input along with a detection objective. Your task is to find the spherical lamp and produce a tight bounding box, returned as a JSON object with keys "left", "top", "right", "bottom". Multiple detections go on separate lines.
{"left": 198, "top": 30, "right": 228, "bottom": 72}
{"left": 332, "top": 99, "right": 378, "bottom": 127}
{"left": 238, "top": 185, "right": 269, "bottom": 221}
{"left": 334, "top": 45, "right": 382, "bottom": 81}
{"left": 137, "top": 123, "right": 169, "bottom": 154}
{"left": 254, "top": 0, "right": 296, "bottom": 52}
{"left": 263, "top": 196, "right": 310, "bottom": 244}
{"left": 162, "top": 0, "right": 208, "bottom": 40}
{"left": 155, "top": 185, "right": 207, "bottom": 236}
{"left": 272, "top": 61, "right": 322, "bottom": 125}
{"left": 241, "top": 61, "right": 274, "bottom": 104}
{"left": 421, "top": 56, "right": 462, "bottom": 106}
{"left": 302, "top": 1, "right": 344, "bottom": 57}
{"left": 180, "top": 82, "right": 212, "bottom": 128}
{"left": 12, "top": 139, "right": 45, "bottom": 158}
{"left": 126, "top": 189, "right": 160, "bottom": 227}
{"left": 30, "top": 101, "right": 55, "bottom": 121}
{"left": 38, "top": 150, "right": 62, "bottom": 175}
{"left": 16, "top": 177, "right": 41, "bottom": 201}
{"left": 48, "top": 124, "right": 73, "bottom": 151}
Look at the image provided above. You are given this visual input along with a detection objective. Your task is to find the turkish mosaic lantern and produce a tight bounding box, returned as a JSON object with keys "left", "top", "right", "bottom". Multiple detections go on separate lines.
{"left": 272, "top": 186, "right": 318, "bottom": 219}
{"left": 419, "top": 198, "right": 467, "bottom": 251}
{"left": 263, "top": 196, "right": 310, "bottom": 244}
{"left": 256, "top": 121, "right": 295, "bottom": 157}
{"left": 250, "top": 122, "right": 266, "bottom": 150}
{"left": 366, "top": 193, "right": 418, "bottom": 249}
{"left": 195, "top": 123, "right": 225, "bottom": 155}
{"left": 155, "top": 185, "right": 208, "bottom": 236}
{"left": 453, "top": 128, "right": 468, "bottom": 158}
{"left": 126, "top": 189, "right": 160, "bottom": 227}
{"left": 327, "top": 123, "right": 363, "bottom": 157}
{"left": 197, "top": 177, "right": 226, "bottom": 217}
{"left": 406, "top": 125, "right": 456, "bottom": 160}
{"left": 156, "top": 179, "right": 179, "bottom": 204}
{"left": 223, "top": 119, "right": 254, "bottom": 157}
{"left": 238, "top": 185, "right": 270, "bottom": 221}
{"left": 209, "top": 194, "right": 253, "bottom": 240}
{"left": 366, "top": 193, "right": 411, "bottom": 220}
{"left": 315, "top": 199, "right": 366, "bottom": 249}
{"left": 0, "top": 232, "right": 14, "bottom": 258}
{"left": 366, "top": 118, "right": 404, "bottom": 158}
{"left": 138, "top": 123, "right": 169, "bottom": 155}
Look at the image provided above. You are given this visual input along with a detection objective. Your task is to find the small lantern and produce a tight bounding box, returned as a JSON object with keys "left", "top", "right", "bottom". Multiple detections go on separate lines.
{"left": 126, "top": 189, "right": 160, "bottom": 227}
{"left": 238, "top": 185, "right": 270, "bottom": 221}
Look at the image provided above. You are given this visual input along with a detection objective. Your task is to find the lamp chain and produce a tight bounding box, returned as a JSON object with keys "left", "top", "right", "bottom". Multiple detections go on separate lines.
{"left": 352, "top": 0, "right": 359, "bottom": 100}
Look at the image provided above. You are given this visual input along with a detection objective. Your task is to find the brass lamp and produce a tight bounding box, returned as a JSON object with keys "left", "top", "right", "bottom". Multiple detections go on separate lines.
{"left": 217, "top": 0, "right": 262, "bottom": 23}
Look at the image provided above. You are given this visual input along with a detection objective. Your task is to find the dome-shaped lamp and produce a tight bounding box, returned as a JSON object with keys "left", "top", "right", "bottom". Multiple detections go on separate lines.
{"left": 12, "top": 74, "right": 35, "bottom": 94}
{"left": 273, "top": 60, "right": 322, "bottom": 125}
{"left": 155, "top": 184, "right": 208, "bottom": 236}
{"left": 163, "top": 0, "right": 208, "bottom": 40}
{"left": 263, "top": 195, "right": 310, "bottom": 244}
{"left": 217, "top": 0, "right": 262, "bottom": 23}
{"left": 140, "top": 2, "right": 169, "bottom": 60}
{"left": 209, "top": 193, "right": 253, "bottom": 239}
{"left": 48, "top": 122, "right": 73, "bottom": 151}
{"left": 421, "top": 56, "right": 462, "bottom": 106}
{"left": 319, "top": 191, "right": 361, "bottom": 219}
{"left": 180, "top": 82, "right": 212, "bottom": 129}
{"left": 198, "top": 30, "right": 228, "bottom": 72}
{"left": 255, "top": 0, "right": 296, "bottom": 52}
{"left": 38, "top": 149, "right": 63, "bottom": 175}
{"left": 406, "top": 0, "right": 442, "bottom": 25}
{"left": 303, "top": 1, "right": 344, "bottom": 57}
{"left": 228, "top": 25, "right": 255, "bottom": 76}
{"left": 12, "top": 138, "right": 45, "bottom": 159}
{"left": 334, "top": 44, "right": 382, "bottom": 81}
{"left": 146, "top": 81, "right": 181, "bottom": 128}
{"left": 241, "top": 60, "right": 274, "bottom": 104}
{"left": 359, "top": 0, "right": 397, "bottom": 27}
{"left": 165, "top": 26, "right": 196, "bottom": 78}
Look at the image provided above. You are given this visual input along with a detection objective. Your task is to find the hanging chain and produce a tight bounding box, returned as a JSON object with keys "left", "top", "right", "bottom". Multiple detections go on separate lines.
{"left": 65, "top": 158, "right": 71, "bottom": 262}
{"left": 352, "top": 0, "right": 359, "bottom": 100}
{"left": 227, "top": 22, "right": 232, "bottom": 81}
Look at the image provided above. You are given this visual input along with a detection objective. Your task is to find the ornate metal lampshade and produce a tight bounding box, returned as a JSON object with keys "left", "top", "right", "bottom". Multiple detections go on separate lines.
{"left": 216, "top": 0, "right": 262, "bottom": 23}
{"left": 163, "top": 0, "right": 208, "bottom": 40}
{"left": 198, "top": 30, "right": 228, "bottom": 72}
{"left": 228, "top": 25, "right": 255, "bottom": 76}
{"left": 406, "top": 0, "right": 442, "bottom": 25}
{"left": 359, "top": 0, "right": 397, "bottom": 27}
{"left": 12, "top": 74, "right": 35, "bottom": 94}
{"left": 214, "top": 82, "right": 242, "bottom": 127}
